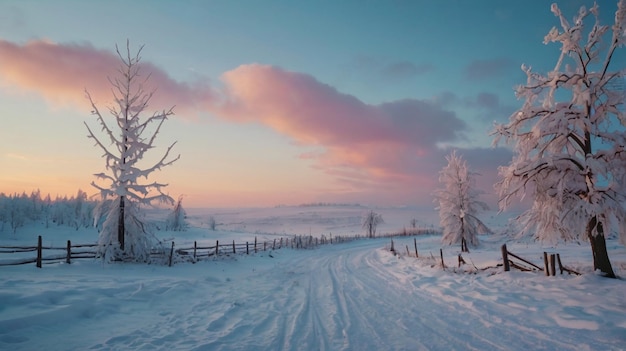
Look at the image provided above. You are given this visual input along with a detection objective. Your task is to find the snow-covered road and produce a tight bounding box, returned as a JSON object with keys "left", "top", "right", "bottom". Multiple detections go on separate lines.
{"left": 1, "top": 236, "right": 625, "bottom": 350}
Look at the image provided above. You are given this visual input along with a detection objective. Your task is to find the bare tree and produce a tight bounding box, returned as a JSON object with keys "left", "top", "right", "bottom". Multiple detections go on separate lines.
{"left": 493, "top": 1, "right": 626, "bottom": 277}
{"left": 433, "top": 150, "right": 489, "bottom": 252}
{"left": 362, "top": 210, "right": 384, "bottom": 238}
{"left": 85, "top": 41, "right": 180, "bottom": 262}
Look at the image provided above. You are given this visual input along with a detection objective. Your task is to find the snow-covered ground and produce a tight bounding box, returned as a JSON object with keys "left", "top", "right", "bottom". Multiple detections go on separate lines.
{"left": 0, "top": 205, "right": 625, "bottom": 350}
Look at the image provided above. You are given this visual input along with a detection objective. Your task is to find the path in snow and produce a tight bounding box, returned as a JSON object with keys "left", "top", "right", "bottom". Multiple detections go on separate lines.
{"left": 1, "top": 237, "right": 624, "bottom": 350}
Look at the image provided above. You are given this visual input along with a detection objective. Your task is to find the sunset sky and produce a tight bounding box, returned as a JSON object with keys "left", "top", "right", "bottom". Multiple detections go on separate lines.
{"left": 0, "top": 0, "right": 622, "bottom": 208}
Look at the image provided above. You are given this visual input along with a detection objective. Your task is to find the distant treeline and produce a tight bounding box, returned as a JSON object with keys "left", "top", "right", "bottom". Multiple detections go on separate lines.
{"left": 294, "top": 202, "right": 364, "bottom": 208}
{"left": 0, "top": 190, "right": 97, "bottom": 234}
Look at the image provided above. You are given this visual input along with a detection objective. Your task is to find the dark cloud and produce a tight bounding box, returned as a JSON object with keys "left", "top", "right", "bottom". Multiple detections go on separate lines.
{"left": 433, "top": 91, "right": 516, "bottom": 123}
{"left": 349, "top": 55, "right": 434, "bottom": 81}
{"left": 464, "top": 58, "right": 516, "bottom": 81}
{"left": 381, "top": 61, "right": 434, "bottom": 79}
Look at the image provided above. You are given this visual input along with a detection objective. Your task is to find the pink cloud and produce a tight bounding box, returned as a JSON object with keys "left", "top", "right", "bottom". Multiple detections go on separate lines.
{"left": 0, "top": 39, "right": 214, "bottom": 116}
{"left": 0, "top": 39, "right": 510, "bottom": 205}
{"left": 217, "top": 64, "right": 472, "bottom": 196}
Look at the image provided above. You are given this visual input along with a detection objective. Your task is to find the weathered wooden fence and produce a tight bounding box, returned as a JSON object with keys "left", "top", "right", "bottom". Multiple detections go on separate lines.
{"left": 0, "top": 233, "right": 368, "bottom": 268}
{"left": 0, "top": 235, "right": 293, "bottom": 268}
{"left": 0, "top": 228, "right": 440, "bottom": 269}
{"left": 0, "top": 236, "right": 98, "bottom": 267}
{"left": 500, "top": 244, "right": 580, "bottom": 276}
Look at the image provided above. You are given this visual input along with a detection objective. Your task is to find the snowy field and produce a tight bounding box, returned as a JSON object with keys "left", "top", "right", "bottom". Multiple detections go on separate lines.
{"left": 1, "top": 205, "right": 625, "bottom": 351}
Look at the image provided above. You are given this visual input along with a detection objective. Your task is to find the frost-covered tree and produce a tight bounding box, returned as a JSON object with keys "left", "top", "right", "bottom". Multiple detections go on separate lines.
{"left": 493, "top": 1, "right": 626, "bottom": 278}
{"left": 362, "top": 210, "right": 384, "bottom": 238}
{"left": 85, "top": 42, "right": 180, "bottom": 262}
{"left": 165, "top": 195, "right": 187, "bottom": 231}
{"left": 208, "top": 216, "right": 217, "bottom": 231}
{"left": 0, "top": 191, "right": 97, "bottom": 233}
{"left": 8, "top": 193, "right": 28, "bottom": 234}
{"left": 433, "top": 150, "right": 489, "bottom": 252}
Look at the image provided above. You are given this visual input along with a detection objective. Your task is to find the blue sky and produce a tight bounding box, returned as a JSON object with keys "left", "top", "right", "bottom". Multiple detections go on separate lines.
{"left": 0, "top": 0, "right": 622, "bottom": 207}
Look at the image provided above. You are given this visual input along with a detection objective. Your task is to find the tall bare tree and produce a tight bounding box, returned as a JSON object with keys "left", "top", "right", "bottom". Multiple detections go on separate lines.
{"left": 362, "top": 210, "right": 384, "bottom": 238}
{"left": 85, "top": 41, "right": 180, "bottom": 262}
{"left": 493, "top": 1, "right": 626, "bottom": 277}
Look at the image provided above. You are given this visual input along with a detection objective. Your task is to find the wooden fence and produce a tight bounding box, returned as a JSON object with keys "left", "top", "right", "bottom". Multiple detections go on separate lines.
{"left": 0, "top": 228, "right": 440, "bottom": 269}
{"left": 0, "top": 236, "right": 98, "bottom": 267}
{"left": 500, "top": 244, "right": 580, "bottom": 276}
{"left": 0, "top": 233, "right": 370, "bottom": 268}
{"left": 0, "top": 235, "right": 295, "bottom": 268}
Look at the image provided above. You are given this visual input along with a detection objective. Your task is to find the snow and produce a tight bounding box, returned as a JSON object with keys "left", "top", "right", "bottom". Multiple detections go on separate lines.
{"left": 1, "top": 206, "right": 625, "bottom": 350}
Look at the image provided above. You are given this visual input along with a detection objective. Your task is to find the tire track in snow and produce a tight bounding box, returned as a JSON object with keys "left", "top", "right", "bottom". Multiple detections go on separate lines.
{"left": 259, "top": 239, "right": 587, "bottom": 351}
{"left": 7, "top": 238, "right": 620, "bottom": 350}
{"left": 270, "top": 240, "right": 446, "bottom": 350}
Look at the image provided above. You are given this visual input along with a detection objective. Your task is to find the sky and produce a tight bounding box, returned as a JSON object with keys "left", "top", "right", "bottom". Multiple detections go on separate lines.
{"left": 0, "top": 0, "right": 623, "bottom": 208}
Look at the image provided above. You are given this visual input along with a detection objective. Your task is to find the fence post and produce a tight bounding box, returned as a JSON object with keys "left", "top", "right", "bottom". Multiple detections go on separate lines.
{"left": 193, "top": 241, "right": 197, "bottom": 261}
{"left": 66, "top": 240, "right": 71, "bottom": 264}
{"left": 36, "top": 235, "right": 42, "bottom": 268}
{"left": 264, "top": 241, "right": 267, "bottom": 251}
{"left": 549, "top": 253, "right": 556, "bottom": 276}
{"left": 168, "top": 242, "right": 175, "bottom": 267}
{"left": 215, "top": 240, "right": 219, "bottom": 256}
{"left": 543, "top": 252, "right": 550, "bottom": 276}
{"left": 255, "top": 237, "right": 257, "bottom": 253}
{"left": 246, "top": 242, "right": 249, "bottom": 255}
{"left": 233, "top": 240, "right": 236, "bottom": 254}
{"left": 556, "top": 253, "right": 564, "bottom": 274}
{"left": 440, "top": 249, "right": 446, "bottom": 270}
{"left": 273, "top": 239, "right": 276, "bottom": 250}
{"left": 501, "top": 244, "right": 510, "bottom": 272}
{"left": 414, "top": 238, "right": 419, "bottom": 258}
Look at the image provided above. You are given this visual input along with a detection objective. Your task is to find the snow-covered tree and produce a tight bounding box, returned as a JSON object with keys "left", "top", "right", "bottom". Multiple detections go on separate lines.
{"left": 85, "top": 42, "right": 180, "bottom": 262}
{"left": 7, "top": 193, "right": 28, "bottom": 234}
{"left": 362, "top": 210, "right": 384, "bottom": 238}
{"left": 493, "top": 1, "right": 626, "bottom": 277}
{"left": 208, "top": 216, "right": 217, "bottom": 231}
{"left": 165, "top": 195, "right": 187, "bottom": 231}
{"left": 433, "top": 150, "right": 489, "bottom": 252}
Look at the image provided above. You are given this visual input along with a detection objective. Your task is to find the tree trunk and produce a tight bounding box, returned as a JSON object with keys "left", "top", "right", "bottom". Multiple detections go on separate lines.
{"left": 461, "top": 237, "right": 468, "bottom": 253}
{"left": 586, "top": 216, "right": 615, "bottom": 278}
{"left": 460, "top": 217, "right": 468, "bottom": 253}
{"left": 118, "top": 195, "right": 125, "bottom": 251}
